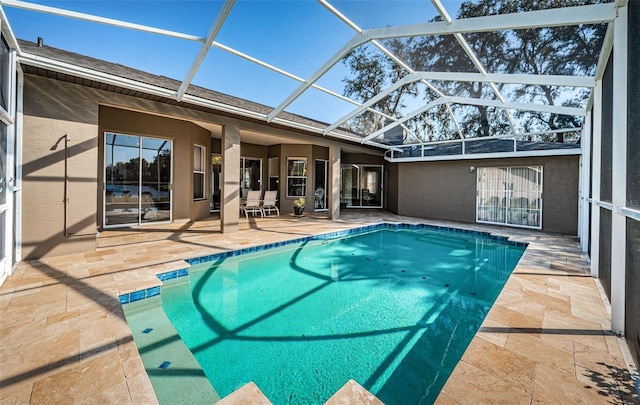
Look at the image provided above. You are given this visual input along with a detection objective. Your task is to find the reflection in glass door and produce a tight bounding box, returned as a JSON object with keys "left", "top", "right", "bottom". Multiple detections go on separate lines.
{"left": 340, "top": 164, "right": 383, "bottom": 208}
{"left": 240, "top": 157, "right": 261, "bottom": 198}
{"left": 104, "top": 133, "right": 172, "bottom": 227}
{"left": 314, "top": 159, "right": 328, "bottom": 211}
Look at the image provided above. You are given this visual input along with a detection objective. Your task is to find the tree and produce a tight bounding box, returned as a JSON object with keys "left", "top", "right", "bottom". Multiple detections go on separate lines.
{"left": 342, "top": 42, "right": 418, "bottom": 139}
{"left": 341, "top": 0, "right": 606, "bottom": 143}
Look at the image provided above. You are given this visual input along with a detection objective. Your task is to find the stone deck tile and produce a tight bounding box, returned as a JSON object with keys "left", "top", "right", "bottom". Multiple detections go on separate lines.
{"left": 324, "top": 379, "right": 384, "bottom": 405}
{"left": 0, "top": 211, "right": 637, "bottom": 404}
{"left": 217, "top": 382, "right": 272, "bottom": 405}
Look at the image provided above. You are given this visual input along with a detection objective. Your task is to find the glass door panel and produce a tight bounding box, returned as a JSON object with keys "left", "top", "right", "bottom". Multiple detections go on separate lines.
{"left": 240, "top": 157, "right": 262, "bottom": 198}
{"left": 211, "top": 155, "right": 221, "bottom": 212}
{"left": 314, "top": 160, "right": 327, "bottom": 211}
{"left": 105, "top": 134, "right": 140, "bottom": 226}
{"left": 476, "top": 167, "right": 508, "bottom": 224}
{"left": 141, "top": 138, "right": 171, "bottom": 223}
{"left": 340, "top": 165, "right": 359, "bottom": 207}
{"left": 360, "top": 166, "right": 382, "bottom": 207}
{"left": 508, "top": 167, "right": 542, "bottom": 228}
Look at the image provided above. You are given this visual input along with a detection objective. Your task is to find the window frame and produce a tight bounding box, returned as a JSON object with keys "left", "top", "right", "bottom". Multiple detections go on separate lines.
{"left": 286, "top": 157, "right": 307, "bottom": 198}
{"left": 475, "top": 166, "right": 543, "bottom": 230}
{"left": 193, "top": 144, "right": 206, "bottom": 200}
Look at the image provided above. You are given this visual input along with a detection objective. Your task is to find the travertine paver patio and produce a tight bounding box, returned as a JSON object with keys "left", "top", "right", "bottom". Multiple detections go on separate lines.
{"left": 0, "top": 211, "right": 638, "bottom": 404}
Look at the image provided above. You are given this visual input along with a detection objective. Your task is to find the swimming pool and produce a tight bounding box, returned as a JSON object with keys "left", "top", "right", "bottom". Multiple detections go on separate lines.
{"left": 123, "top": 224, "right": 525, "bottom": 404}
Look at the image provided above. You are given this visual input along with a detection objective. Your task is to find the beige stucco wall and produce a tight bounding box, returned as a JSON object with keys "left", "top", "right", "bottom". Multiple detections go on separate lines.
{"left": 396, "top": 156, "right": 580, "bottom": 235}
{"left": 22, "top": 81, "right": 99, "bottom": 259}
{"left": 22, "top": 75, "right": 224, "bottom": 258}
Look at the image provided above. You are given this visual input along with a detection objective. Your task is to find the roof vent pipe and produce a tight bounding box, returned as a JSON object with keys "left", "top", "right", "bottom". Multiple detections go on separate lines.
{"left": 37, "top": 37, "right": 43, "bottom": 47}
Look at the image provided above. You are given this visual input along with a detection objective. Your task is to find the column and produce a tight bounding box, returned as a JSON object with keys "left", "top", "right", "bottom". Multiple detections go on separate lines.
{"left": 221, "top": 124, "right": 241, "bottom": 233}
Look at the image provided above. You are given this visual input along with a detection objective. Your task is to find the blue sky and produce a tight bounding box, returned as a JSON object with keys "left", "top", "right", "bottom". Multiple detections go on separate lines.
{"left": 5, "top": 0, "right": 465, "bottom": 124}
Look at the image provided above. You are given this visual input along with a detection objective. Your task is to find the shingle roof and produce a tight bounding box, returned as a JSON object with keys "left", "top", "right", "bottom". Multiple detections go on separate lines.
{"left": 394, "top": 138, "right": 580, "bottom": 159}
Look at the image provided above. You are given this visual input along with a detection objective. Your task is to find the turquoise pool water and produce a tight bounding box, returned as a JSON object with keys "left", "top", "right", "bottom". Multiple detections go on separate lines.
{"left": 155, "top": 227, "right": 525, "bottom": 404}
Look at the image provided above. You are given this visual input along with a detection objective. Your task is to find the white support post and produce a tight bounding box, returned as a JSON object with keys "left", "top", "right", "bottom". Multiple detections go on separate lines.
{"left": 13, "top": 64, "right": 23, "bottom": 265}
{"left": 329, "top": 145, "right": 341, "bottom": 220}
{"left": 590, "top": 80, "right": 602, "bottom": 278}
{"left": 579, "top": 111, "right": 592, "bottom": 253}
{"left": 610, "top": 4, "right": 627, "bottom": 336}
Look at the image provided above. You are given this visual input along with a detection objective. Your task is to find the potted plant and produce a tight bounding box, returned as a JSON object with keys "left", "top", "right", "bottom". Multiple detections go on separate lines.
{"left": 293, "top": 197, "right": 305, "bottom": 216}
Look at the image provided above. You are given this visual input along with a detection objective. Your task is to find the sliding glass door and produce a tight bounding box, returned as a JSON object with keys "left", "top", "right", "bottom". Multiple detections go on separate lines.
{"left": 240, "top": 157, "right": 261, "bottom": 198}
{"left": 476, "top": 166, "right": 543, "bottom": 229}
{"left": 340, "top": 164, "right": 383, "bottom": 208}
{"left": 104, "top": 133, "right": 172, "bottom": 227}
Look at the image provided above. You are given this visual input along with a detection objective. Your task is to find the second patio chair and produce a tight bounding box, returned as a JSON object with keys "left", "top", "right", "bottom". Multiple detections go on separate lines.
{"left": 261, "top": 190, "right": 279, "bottom": 216}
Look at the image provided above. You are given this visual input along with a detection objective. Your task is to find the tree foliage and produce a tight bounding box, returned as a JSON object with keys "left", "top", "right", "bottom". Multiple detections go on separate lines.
{"left": 341, "top": 0, "right": 607, "bottom": 143}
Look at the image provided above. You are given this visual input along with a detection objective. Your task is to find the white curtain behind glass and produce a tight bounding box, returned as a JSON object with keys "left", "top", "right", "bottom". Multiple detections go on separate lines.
{"left": 477, "top": 166, "right": 542, "bottom": 228}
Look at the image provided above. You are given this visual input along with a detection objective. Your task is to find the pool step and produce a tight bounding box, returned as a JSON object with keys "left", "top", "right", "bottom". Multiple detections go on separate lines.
{"left": 325, "top": 379, "right": 385, "bottom": 405}
{"left": 217, "top": 379, "right": 384, "bottom": 405}
{"left": 122, "top": 294, "right": 221, "bottom": 405}
{"left": 217, "top": 382, "right": 272, "bottom": 405}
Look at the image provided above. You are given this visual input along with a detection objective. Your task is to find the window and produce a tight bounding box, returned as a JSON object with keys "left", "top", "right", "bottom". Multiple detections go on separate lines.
{"left": 193, "top": 145, "right": 205, "bottom": 200}
{"left": 476, "top": 166, "right": 543, "bottom": 229}
{"left": 287, "top": 157, "right": 307, "bottom": 197}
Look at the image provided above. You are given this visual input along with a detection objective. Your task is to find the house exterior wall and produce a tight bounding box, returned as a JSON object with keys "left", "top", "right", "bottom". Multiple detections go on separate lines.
{"left": 385, "top": 162, "right": 399, "bottom": 213}
{"left": 280, "top": 144, "right": 313, "bottom": 214}
{"left": 396, "top": 156, "right": 580, "bottom": 235}
{"left": 21, "top": 73, "right": 382, "bottom": 258}
{"left": 22, "top": 78, "right": 99, "bottom": 259}
{"left": 342, "top": 153, "right": 385, "bottom": 165}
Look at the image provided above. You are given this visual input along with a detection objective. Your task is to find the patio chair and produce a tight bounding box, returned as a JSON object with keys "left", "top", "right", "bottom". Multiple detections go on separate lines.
{"left": 261, "top": 190, "right": 279, "bottom": 216}
{"left": 314, "top": 187, "right": 324, "bottom": 209}
{"left": 241, "top": 190, "right": 263, "bottom": 218}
